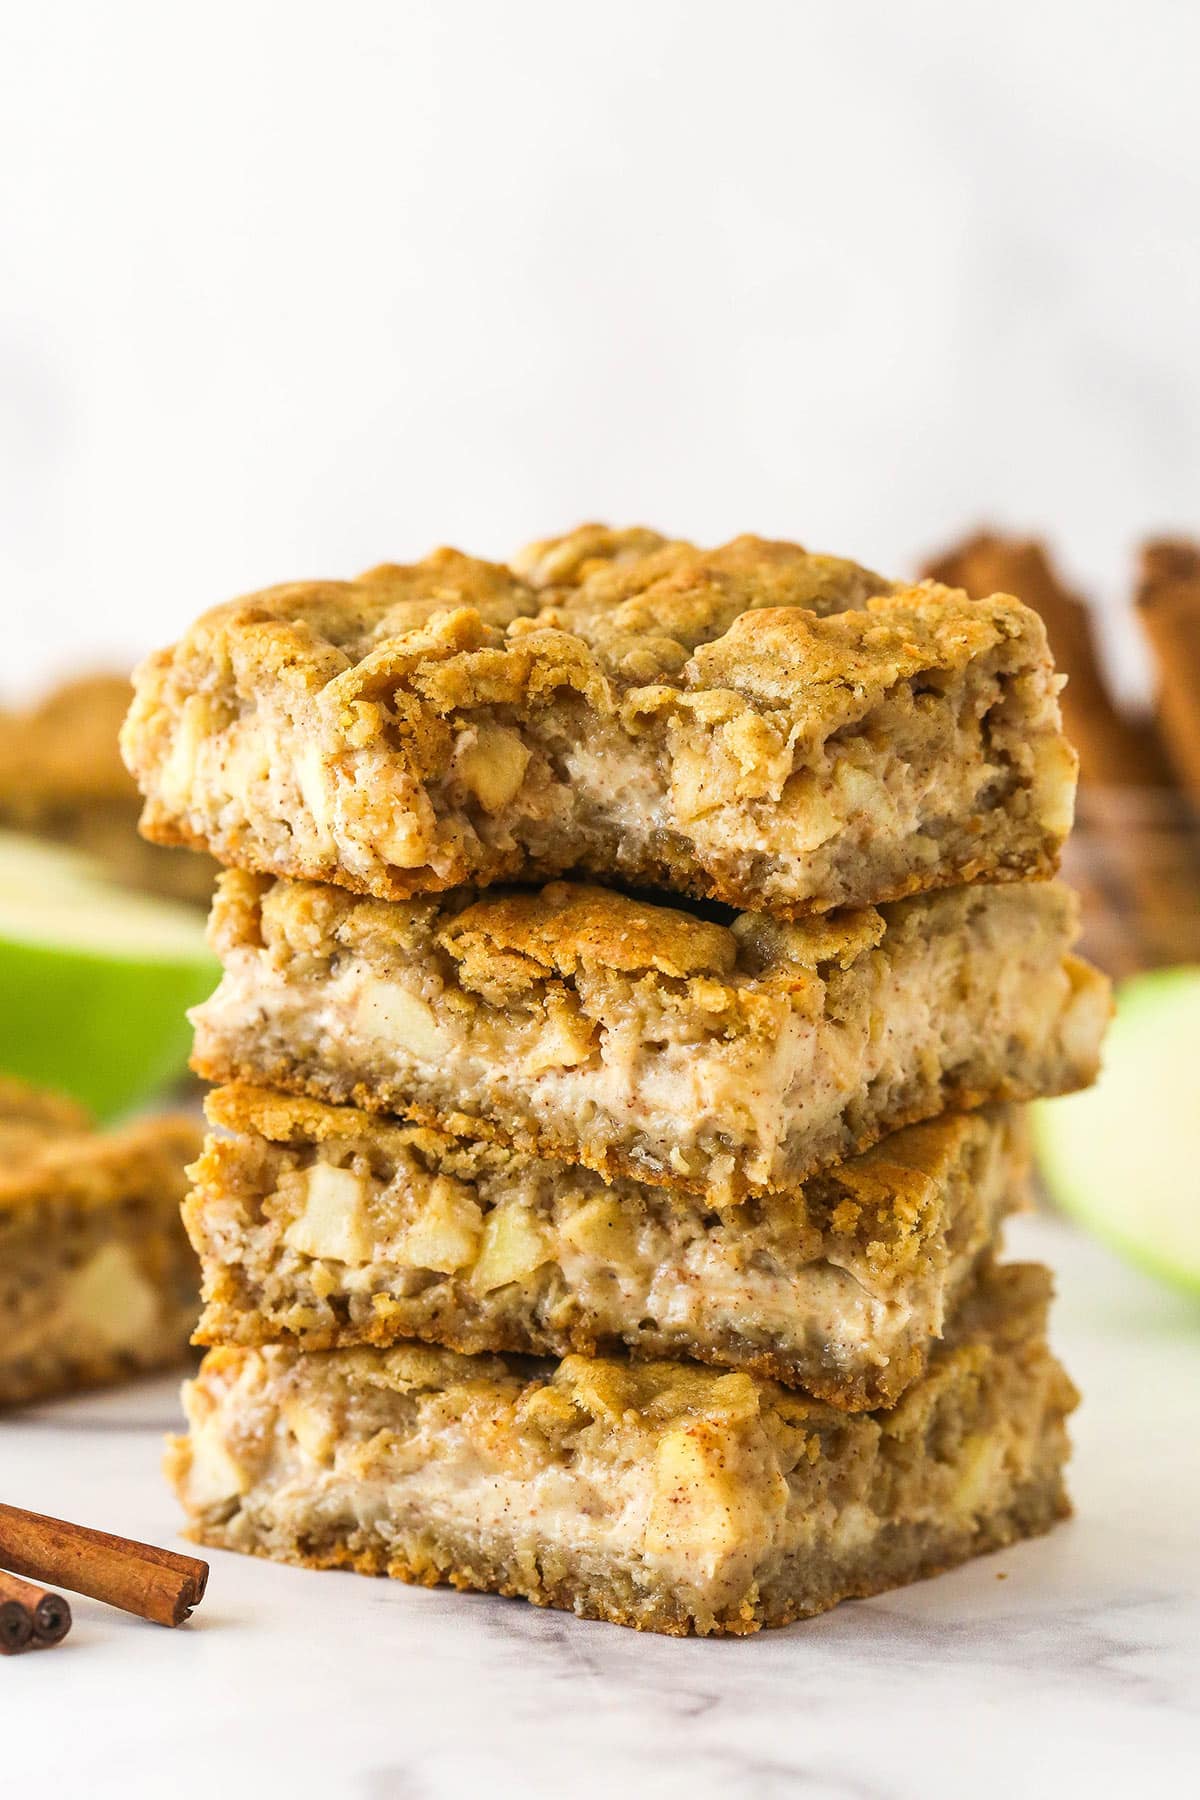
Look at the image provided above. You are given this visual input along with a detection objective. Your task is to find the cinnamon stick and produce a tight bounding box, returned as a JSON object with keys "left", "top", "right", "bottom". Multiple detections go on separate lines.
{"left": 0, "top": 1504, "right": 208, "bottom": 1629}
{"left": 0, "top": 1597, "right": 34, "bottom": 1655}
{"left": 923, "top": 529, "right": 1199, "bottom": 970}
{"left": 1137, "top": 538, "right": 1200, "bottom": 809}
{"left": 0, "top": 1568, "right": 71, "bottom": 1647}
{"left": 923, "top": 531, "right": 1175, "bottom": 788}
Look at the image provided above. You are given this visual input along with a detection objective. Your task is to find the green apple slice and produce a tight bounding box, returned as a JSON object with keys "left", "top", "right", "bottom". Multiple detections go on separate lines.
{"left": 0, "top": 829, "right": 218, "bottom": 1119}
{"left": 1034, "top": 965, "right": 1200, "bottom": 1296}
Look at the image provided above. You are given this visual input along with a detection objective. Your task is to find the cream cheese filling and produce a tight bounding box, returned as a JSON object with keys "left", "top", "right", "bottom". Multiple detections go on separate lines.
{"left": 238, "top": 1202, "right": 922, "bottom": 1368}
{"left": 178, "top": 1377, "right": 1038, "bottom": 1610}
{"left": 558, "top": 726, "right": 672, "bottom": 838}
{"left": 193, "top": 897, "right": 1082, "bottom": 1205}
{"left": 196, "top": 955, "right": 859, "bottom": 1183}
{"left": 182, "top": 1400, "right": 785, "bottom": 1607}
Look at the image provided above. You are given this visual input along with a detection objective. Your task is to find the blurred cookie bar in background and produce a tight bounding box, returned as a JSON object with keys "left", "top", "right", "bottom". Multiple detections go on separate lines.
{"left": 0, "top": 1075, "right": 200, "bottom": 1408}
{"left": 0, "top": 673, "right": 216, "bottom": 907}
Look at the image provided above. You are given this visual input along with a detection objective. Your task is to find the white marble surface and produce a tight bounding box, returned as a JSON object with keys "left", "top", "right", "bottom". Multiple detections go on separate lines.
{"left": 3, "top": 1213, "right": 1197, "bottom": 1799}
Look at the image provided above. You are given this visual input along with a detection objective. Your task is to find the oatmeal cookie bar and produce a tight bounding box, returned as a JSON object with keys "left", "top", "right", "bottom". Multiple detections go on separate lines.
{"left": 167, "top": 1261, "right": 1076, "bottom": 1636}
{"left": 192, "top": 873, "right": 1109, "bottom": 1201}
{"left": 187, "top": 1086, "right": 1027, "bottom": 1409}
{"left": 0, "top": 673, "right": 216, "bottom": 906}
{"left": 122, "top": 525, "right": 1076, "bottom": 916}
{"left": 0, "top": 1077, "right": 201, "bottom": 1408}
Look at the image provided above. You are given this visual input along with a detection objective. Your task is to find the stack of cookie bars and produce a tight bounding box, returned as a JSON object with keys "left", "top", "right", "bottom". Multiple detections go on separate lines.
{"left": 122, "top": 526, "right": 1109, "bottom": 1636}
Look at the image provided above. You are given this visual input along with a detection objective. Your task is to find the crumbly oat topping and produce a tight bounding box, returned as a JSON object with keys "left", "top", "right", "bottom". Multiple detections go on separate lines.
{"left": 123, "top": 523, "right": 1075, "bottom": 915}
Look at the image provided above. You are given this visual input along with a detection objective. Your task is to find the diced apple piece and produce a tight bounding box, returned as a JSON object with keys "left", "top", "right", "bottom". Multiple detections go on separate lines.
{"left": 399, "top": 1177, "right": 483, "bottom": 1273}
{"left": 950, "top": 1431, "right": 1004, "bottom": 1520}
{"left": 644, "top": 1420, "right": 755, "bottom": 1576}
{"left": 352, "top": 980, "right": 447, "bottom": 1060}
{"left": 296, "top": 742, "right": 337, "bottom": 847}
{"left": 455, "top": 724, "right": 532, "bottom": 812}
{"left": 282, "top": 1395, "right": 337, "bottom": 1465}
{"left": 524, "top": 998, "right": 597, "bottom": 1074}
{"left": 471, "top": 1205, "right": 550, "bottom": 1293}
{"left": 777, "top": 770, "right": 842, "bottom": 852}
{"left": 159, "top": 693, "right": 214, "bottom": 811}
{"left": 185, "top": 1419, "right": 251, "bottom": 1509}
{"left": 668, "top": 745, "right": 723, "bottom": 823}
{"left": 1059, "top": 956, "right": 1114, "bottom": 1074}
{"left": 1033, "top": 734, "right": 1079, "bottom": 839}
{"left": 559, "top": 1195, "right": 639, "bottom": 1265}
{"left": 284, "top": 1163, "right": 372, "bottom": 1265}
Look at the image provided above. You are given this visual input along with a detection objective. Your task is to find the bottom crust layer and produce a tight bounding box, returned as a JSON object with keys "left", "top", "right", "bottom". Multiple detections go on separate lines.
{"left": 184, "top": 1471, "right": 1069, "bottom": 1637}
{"left": 169, "top": 1262, "right": 1076, "bottom": 1635}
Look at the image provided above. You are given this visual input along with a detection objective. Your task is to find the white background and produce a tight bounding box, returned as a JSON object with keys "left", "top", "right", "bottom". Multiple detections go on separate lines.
{"left": 2, "top": 0, "right": 1198, "bottom": 695}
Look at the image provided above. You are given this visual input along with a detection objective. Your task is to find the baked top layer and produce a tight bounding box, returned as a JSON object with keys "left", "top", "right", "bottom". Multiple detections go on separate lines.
{"left": 123, "top": 523, "right": 1076, "bottom": 915}
{"left": 131, "top": 527, "right": 891, "bottom": 685}
{"left": 187, "top": 1084, "right": 1026, "bottom": 1408}
{"left": 192, "top": 871, "right": 1110, "bottom": 1201}
{"left": 168, "top": 1260, "right": 1077, "bottom": 1636}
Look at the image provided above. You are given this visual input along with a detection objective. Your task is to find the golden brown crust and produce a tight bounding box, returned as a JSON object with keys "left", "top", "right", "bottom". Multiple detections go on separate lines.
{"left": 204, "top": 1078, "right": 987, "bottom": 1218}
{"left": 192, "top": 1293, "right": 934, "bottom": 1410}
{"left": 511, "top": 523, "right": 677, "bottom": 587}
{"left": 179, "top": 1258, "right": 1056, "bottom": 1442}
{"left": 154, "top": 529, "right": 895, "bottom": 685}
{"left": 193, "top": 1046, "right": 1069, "bottom": 1205}
{"left": 202, "top": 868, "right": 963, "bottom": 1016}
{"left": 427, "top": 879, "right": 891, "bottom": 988}
{"left": 202, "top": 1079, "right": 1014, "bottom": 1248}
{"left": 435, "top": 882, "right": 744, "bottom": 981}
{"left": 124, "top": 524, "right": 1073, "bottom": 916}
